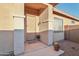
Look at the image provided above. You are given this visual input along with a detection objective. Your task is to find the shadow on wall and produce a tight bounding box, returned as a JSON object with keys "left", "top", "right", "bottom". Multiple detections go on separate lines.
{"left": 25, "top": 32, "right": 40, "bottom": 42}
{"left": 25, "top": 30, "right": 49, "bottom": 45}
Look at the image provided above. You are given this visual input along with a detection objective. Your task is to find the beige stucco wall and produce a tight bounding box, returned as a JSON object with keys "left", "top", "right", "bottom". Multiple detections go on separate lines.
{"left": 0, "top": 4, "right": 13, "bottom": 30}
{"left": 53, "top": 13, "right": 79, "bottom": 42}
{"left": 39, "top": 4, "right": 54, "bottom": 45}
{"left": 0, "top": 3, "right": 24, "bottom": 54}
{"left": 0, "top": 3, "right": 24, "bottom": 30}
{"left": 54, "top": 14, "right": 79, "bottom": 30}
{"left": 25, "top": 14, "right": 39, "bottom": 41}
{"left": 39, "top": 8, "right": 48, "bottom": 32}
{"left": 26, "top": 14, "right": 39, "bottom": 33}
{"left": 39, "top": 8, "right": 49, "bottom": 45}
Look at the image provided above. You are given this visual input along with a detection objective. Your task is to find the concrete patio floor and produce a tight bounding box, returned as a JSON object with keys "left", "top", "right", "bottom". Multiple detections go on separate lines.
{"left": 20, "top": 40, "right": 79, "bottom": 56}
{"left": 59, "top": 40, "right": 79, "bottom": 56}
{"left": 20, "top": 41, "right": 64, "bottom": 56}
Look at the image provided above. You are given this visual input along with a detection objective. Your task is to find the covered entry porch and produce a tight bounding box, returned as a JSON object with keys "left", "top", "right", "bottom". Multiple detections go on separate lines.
{"left": 24, "top": 3, "right": 54, "bottom": 46}
{"left": 23, "top": 3, "right": 64, "bottom": 55}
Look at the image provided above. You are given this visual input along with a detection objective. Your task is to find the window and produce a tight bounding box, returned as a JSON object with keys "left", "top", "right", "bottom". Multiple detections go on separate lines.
{"left": 53, "top": 17, "right": 63, "bottom": 31}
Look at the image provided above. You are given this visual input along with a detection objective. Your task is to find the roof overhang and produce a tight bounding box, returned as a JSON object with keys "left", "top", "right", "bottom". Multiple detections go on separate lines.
{"left": 53, "top": 8, "right": 79, "bottom": 21}
{"left": 49, "top": 3, "right": 58, "bottom": 6}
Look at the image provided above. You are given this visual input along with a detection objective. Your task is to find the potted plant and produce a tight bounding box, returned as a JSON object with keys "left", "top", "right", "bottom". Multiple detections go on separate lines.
{"left": 53, "top": 42, "right": 60, "bottom": 51}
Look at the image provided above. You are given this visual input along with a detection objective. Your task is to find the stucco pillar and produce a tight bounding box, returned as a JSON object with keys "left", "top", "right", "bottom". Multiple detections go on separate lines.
{"left": 44, "top": 4, "right": 54, "bottom": 45}
{"left": 39, "top": 3, "right": 54, "bottom": 45}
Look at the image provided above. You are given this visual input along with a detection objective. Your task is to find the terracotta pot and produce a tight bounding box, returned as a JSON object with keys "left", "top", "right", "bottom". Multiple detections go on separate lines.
{"left": 53, "top": 42, "right": 60, "bottom": 51}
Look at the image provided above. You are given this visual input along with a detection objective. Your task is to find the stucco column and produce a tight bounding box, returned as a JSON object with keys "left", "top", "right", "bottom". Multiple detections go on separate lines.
{"left": 44, "top": 4, "right": 54, "bottom": 45}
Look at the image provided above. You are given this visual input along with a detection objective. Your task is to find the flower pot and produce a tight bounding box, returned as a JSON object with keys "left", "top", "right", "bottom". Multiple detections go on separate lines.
{"left": 53, "top": 42, "right": 60, "bottom": 51}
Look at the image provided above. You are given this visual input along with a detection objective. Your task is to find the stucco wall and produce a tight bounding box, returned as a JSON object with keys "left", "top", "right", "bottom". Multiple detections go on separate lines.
{"left": 39, "top": 8, "right": 49, "bottom": 45}
{"left": 39, "top": 4, "right": 54, "bottom": 45}
{"left": 54, "top": 14, "right": 79, "bottom": 29}
{"left": 53, "top": 14, "right": 79, "bottom": 41}
{"left": 26, "top": 14, "right": 39, "bottom": 41}
{"left": 39, "top": 8, "right": 48, "bottom": 32}
{"left": 26, "top": 14, "right": 39, "bottom": 33}
{"left": 0, "top": 3, "right": 24, "bottom": 55}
